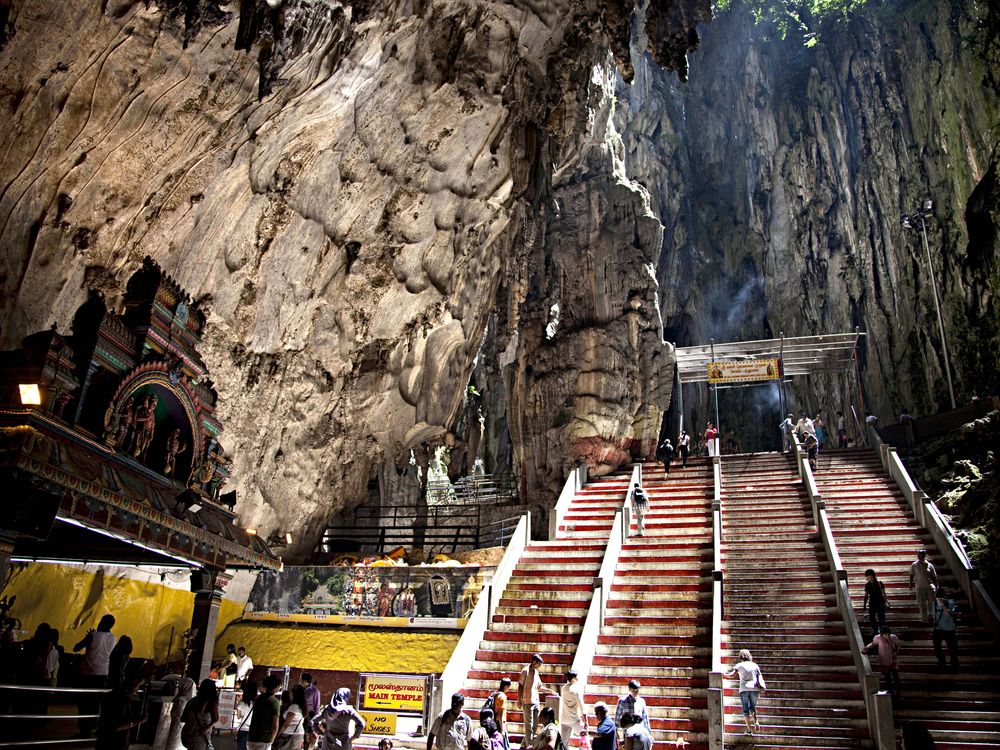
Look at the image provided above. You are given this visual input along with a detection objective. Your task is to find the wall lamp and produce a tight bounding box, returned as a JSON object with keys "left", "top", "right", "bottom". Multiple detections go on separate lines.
{"left": 266, "top": 532, "right": 294, "bottom": 548}
{"left": 19, "top": 384, "right": 41, "bottom": 405}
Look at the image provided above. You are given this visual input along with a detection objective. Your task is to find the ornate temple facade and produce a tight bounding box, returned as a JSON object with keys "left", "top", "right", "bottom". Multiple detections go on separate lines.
{"left": 0, "top": 258, "right": 280, "bottom": 677}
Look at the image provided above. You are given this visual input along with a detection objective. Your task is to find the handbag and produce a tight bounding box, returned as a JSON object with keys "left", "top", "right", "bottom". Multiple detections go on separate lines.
{"left": 273, "top": 735, "right": 301, "bottom": 750}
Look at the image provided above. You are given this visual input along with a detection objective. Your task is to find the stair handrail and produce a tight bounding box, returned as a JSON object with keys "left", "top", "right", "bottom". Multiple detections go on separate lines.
{"left": 549, "top": 464, "right": 588, "bottom": 539}
{"left": 881, "top": 445, "right": 1000, "bottom": 641}
{"left": 487, "top": 513, "right": 532, "bottom": 620}
{"left": 572, "top": 465, "right": 636, "bottom": 690}
{"left": 798, "top": 454, "right": 894, "bottom": 749}
{"left": 708, "top": 455, "right": 724, "bottom": 750}
{"left": 571, "top": 508, "right": 625, "bottom": 690}
{"left": 432, "top": 512, "right": 531, "bottom": 718}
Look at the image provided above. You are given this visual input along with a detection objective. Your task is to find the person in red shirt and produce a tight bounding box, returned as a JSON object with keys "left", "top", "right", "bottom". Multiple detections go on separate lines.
{"left": 866, "top": 625, "right": 900, "bottom": 701}
{"left": 704, "top": 422, "right": 719, "bottom": 457}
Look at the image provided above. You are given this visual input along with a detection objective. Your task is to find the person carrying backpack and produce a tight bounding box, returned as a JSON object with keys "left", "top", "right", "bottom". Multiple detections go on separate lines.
{"left": 481, "top": 677, "right": 510, "bottom": 748}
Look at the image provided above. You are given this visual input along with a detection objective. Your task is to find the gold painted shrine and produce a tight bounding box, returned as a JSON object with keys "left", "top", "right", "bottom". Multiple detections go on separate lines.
{"left": 0, "top": 257, "right": 280, "bottom": 573}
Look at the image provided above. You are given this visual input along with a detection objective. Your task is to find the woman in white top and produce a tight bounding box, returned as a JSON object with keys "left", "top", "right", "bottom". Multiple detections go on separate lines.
{"left": 724, "top": 649, "right": 766, "bottom": 736}
{"left": 276, "top": 684, "right": 308, "bottom": 749}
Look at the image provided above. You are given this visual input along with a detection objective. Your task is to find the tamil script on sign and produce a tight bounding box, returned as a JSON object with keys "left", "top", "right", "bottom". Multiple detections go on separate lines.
{"left": 362, "top": 676, "right": 425, "bottom": 712}
{"left": 707, "top": 359, "right": 781, "bottom": 384}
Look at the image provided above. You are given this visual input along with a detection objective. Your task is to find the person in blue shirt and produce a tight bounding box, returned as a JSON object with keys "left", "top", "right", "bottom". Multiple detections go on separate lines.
{"left": 932, "top": 586, "right": 959, "bottom": 668}
{"left": 591, "top": 703, "right": 617, "bottom": 750}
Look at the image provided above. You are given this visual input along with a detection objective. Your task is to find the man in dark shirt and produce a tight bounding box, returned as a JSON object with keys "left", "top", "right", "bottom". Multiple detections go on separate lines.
{"left": 248, "top": 674, "right": 281, "bottom": 749}
{"left": 303, "top": 672, "right": 322, "bottom": 749}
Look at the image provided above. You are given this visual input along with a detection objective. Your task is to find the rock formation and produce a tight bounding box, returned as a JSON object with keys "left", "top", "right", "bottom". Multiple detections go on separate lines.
{"left": 3, "top": 0, "right": 996, "bottom": 555}
{"left": 617, "top": 0, "right": 1000, "bottom": 448}
{"left": 0, "top": 0, "right": 706, "bottom": 556}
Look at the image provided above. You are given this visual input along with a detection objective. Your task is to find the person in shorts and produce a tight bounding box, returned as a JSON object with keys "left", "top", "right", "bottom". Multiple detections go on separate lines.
{"left": 724, "top": 649, "right": 766, "bottom": 736}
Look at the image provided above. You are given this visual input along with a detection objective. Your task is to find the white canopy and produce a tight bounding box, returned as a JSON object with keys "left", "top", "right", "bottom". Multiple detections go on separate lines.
{"left": 675, "top": 331, "right": 864, "bottom": 385}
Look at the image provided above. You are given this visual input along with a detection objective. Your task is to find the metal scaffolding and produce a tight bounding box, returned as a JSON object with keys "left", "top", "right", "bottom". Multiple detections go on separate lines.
{"left": 675, "top": 331, "right": 864, "bottom": 384}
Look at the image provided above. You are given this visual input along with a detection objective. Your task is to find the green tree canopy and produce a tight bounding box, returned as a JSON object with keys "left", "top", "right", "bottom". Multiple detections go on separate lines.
{"left": 714, "top": 0, "right": 877, "bottom": 44}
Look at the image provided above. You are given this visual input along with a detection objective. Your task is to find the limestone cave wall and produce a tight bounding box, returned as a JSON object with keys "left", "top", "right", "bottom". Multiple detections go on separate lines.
{"left": 617, "top": 0, "right": 1000, "bottom": 448}
{"left": 0, "top": 0, "right": 706, "bottom": 556}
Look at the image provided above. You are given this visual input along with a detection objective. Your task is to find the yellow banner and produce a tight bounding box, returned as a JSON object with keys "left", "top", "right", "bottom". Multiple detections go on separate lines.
{"left": 361, "top": 711, "right": 399, "bottom": 735}
{"left": 362, "top": 676, "right": 426, "bottom": 711}
{"left": 707, "top": 358, "right": 780, "bottom": 384}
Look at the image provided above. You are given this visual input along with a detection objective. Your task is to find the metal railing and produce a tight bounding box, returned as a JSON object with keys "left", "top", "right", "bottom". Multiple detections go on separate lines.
{"left": 708, "top": 454, "right": 724, "bottom": 750}
{"left": 317, "top": 525, "right": 480, "bottom": 558}
{"left": 482, "top": 515, "right": 524, "bottom": 548}
{"left": 0, "top": 683, "right": 112, "bottom": 747}
{"left": 549, "top": 465, "right": 588, "bottom": 539}
{"left": 571, "top": 465, "right": 637, "bottom": 690}
{"left": 432, "top": 513, "right": 531, "bottom": 719}
{"left": 425, "top": 474, "right": 519, "bottom": 506}
{"left": 868, "top": 430, "right": 1000, "bottom": 642}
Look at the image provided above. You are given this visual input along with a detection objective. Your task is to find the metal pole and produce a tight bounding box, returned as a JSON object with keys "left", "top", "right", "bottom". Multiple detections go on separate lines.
{"left": 920, "top": 219, "right": 957, "bottom": 409}
{"left": 677, "top": 371, "right": 685, "bottom": 437}
{"left": 710, "top": 339, "right": 720, "bottom": 436}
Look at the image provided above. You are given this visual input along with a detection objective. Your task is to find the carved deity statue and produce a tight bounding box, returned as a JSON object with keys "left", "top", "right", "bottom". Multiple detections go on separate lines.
{"left": 131, "top": 393, "right": 158, "bottom": 460}
{"left": 163, "top": 428, "right": 188, "bottom": 477}
{"left": 105, "top": 398, "right": 135, "bottom": 451}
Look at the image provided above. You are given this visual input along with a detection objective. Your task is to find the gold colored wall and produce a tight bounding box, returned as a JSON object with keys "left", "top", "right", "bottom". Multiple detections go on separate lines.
{"left": 215, "top": 623, "right": 459, "bottom": 674}
{"left": 3, "top": 563, "right": 245, "bottom": 663}
{"left": 5, "top": 563, "right": 460, "bottom": 675}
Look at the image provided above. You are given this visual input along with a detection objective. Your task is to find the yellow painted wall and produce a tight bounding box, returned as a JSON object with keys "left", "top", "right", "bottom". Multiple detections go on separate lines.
{"left": 215, "top": 623, "right": 459, "bottom": 674}
{"left": 4, "top": 563, "right": 246, "bottom": 664}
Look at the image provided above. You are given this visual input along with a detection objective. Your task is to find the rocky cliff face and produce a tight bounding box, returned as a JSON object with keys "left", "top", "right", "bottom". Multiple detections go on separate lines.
{"left": 0, "top": 0, "right": 707, "bottom": 556}
{"left": 4, "top": 0, "right": 995, "bottom": 554}
{"left": 617, "top": 0, "right": 999, "bottom": 448}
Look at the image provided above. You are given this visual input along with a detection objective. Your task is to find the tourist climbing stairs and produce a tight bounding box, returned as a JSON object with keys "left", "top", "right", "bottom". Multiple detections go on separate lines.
{"left": 815, "top": 448, "right": 1000, "bottom": 749}
{"left": 720, "top": 452, "right": 872, "bottom": 748}
{"left": 584, "top": 456, "right": 714, "bottom": 750}
{"left": 461, "top": 472, "right": 631, "bottom": 743}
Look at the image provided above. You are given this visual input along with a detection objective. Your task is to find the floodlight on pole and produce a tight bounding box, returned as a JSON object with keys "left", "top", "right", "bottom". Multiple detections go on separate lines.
{"left": 901, "top": 199, "right": 956, "bottom": 410}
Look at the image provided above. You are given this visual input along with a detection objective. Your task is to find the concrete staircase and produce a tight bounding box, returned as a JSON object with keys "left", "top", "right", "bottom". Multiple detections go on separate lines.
{"left": 585, "top": 458, "right": 715, "bottom": 750}
{"left": 815, "top": 448, "right": 1000, "bottom": 749}
{"left": 720, "top": 452, "right": 872, "bottom": 749}
{"left": 461, "top": 473, "right": 630, "bottom": 743}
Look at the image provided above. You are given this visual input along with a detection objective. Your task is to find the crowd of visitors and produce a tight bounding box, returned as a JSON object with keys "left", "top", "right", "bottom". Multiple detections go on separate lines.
{"left": 854, "top": 547, "right": 962, "bottom": 709}
{"left": 428, "top": 659, "right": 661, "bottom": 750}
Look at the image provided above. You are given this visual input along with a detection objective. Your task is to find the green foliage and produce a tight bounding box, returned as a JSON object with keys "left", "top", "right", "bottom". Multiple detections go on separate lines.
{"left": 714, "top": 0, "right": 877, "bottom": 43}
{"left": 301, "top": 568, "right": 321, "bottom": 599}
{"left": 325, "top": 569, "right": 349, "bottom": 596}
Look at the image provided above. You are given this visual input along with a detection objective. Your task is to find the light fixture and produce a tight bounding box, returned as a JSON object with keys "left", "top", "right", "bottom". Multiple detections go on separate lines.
{"left": 245, "top": 527, "right": 257, "bottom": 535}
{"left": 901, "top": 197, "right": 955, "bottom": 409}
{"left": 19, "top": 384, "right": 41, "bottom": 405}
{"left": 265, "top": 531, "right": 293, "bottom": 548}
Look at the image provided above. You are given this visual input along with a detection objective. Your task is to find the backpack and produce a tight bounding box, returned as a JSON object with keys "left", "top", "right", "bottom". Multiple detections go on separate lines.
{"left": 480, "top": 692, "right": 498, "bottom": 724}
